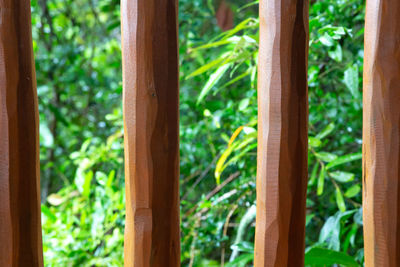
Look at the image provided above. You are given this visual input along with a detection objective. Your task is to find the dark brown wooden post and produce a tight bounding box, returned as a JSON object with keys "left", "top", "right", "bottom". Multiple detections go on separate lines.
{"left": 254, "top": 0, "right": 309, "bottom": 266}
{"left": 363, "top": 1, "right": 400, "bottom": 265}
{"left": 121, "top": 0, "right": 180, "bottom": 266}
{"left": 0, "top": 0, "right": 44, "bottom": 266}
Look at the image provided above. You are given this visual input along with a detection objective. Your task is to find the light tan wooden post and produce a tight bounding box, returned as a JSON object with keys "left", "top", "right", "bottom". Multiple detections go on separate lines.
{"left": 363, "top": 1, "right": 400, "bottom": 266}
{"left": 0, "top": 0, "right": 44, "bottom": 266}
{"left": 255, "top": 0, "right": 309, "bottom": 266}
{"left": 121, "top": 0, "right": 180, "bottom": 266}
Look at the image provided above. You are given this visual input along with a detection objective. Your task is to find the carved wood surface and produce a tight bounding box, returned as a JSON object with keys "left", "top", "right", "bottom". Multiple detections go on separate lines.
{"left": 363, "top": 1, "right": 400, "bottom": 266}
{"left": 121, "top": 0, "right": 180, "bottom": 266}
{"left": 0, "top": 0, "right": 44, "bottom": 266}
{"left": 255, "top": 0, "right": 309, "bottom": 266}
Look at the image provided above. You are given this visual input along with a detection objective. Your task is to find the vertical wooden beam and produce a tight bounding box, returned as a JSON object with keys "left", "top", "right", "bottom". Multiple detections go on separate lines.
{"left": 255, "top": 0, "right": 309, "bottom": 266}
{"left": 121, "top": 0, "right": 180, "bottom": 266}
{"left": 363, "top": 1, "right": 400, "bottom": 266}
{"left": 0, "top": 0, "right": 44, "bottom": 266}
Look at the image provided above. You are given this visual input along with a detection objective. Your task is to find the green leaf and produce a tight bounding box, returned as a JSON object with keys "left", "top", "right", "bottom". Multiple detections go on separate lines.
{"left": 40, "top": 122, "right": 54, "bottom": 148}
{"left": 319, "top": 216, "right": 339, "bottom": 250}
{"left": 316, "top": 123, "right": 335, "bottom": 140}
{"left": 218, "top": 70, "right": 251, "bottom": 91}
{"left": 335, "top": 185, "right": 346, "bottom": 212}
{"left": 41, "top": 204, "right": 57, "bottom": 223}
{"left": 238, "top": 98, "right": 250, "bottom": 111}
{"left": 219, "top": 18, "right": 257, "bottom": 41}
{"left": 197, "top": 63, "right": 231, "bottom": 104}
{"left": 186, "top": 56, "right": 229, "bottom": 79}
{"left": 317, "top": 166, "right": 325, "bottom": 196}
{"left": 306, "top": 214, "right": 315, "bottom": 226}
{"left": 319, "top": 210, "right": 356, "bottom": 250}
{"left": 198, "top": 260, "right": 220, "bottom": 267}
{"left": 328, "top": 44, "right": 343, "bottom": 62}
{"left": 319, "top": 32, "right": 334, "bottom": 46}
{"left": 309, "top": 137, "right": 322, "bottom": 148}
{"left": 345, "top": 185, "right": 361, "bottom": 198}
{"left": 329, "top": 171, "right": 355, "bottom": 183}
{"left": 225, "top": 253, "right": 254, "bottom": 267}
{"left": 83, "top": 170, "right": 93, "bottom": 197}
{"left": 47, "top": 194, "right": 64, "bottom": 206}
{"left": 106, "top": 170, "right": 116, "bottom": 188}
{"left": 343, "top": 64, "right": 360, "bottom": 98}
{"left": 316, "top": 152, "right": 337, "bottom": 162}
{"left": 191, "top": 37, "right": 239, "bottom": 51}
{"left": 96, "top": 171, "right": 108, "bottom": 186}
{"left": 309, "top": 162, "right": 319, "bottom": 186}
{"left": 326, "top": 152, "right": 362, "bottom": 170}
{"left": 230, "top": 241, "right": 254, "bottom": 254}
{"left": 305, "top": 247, "right": 358, "bottom": 267}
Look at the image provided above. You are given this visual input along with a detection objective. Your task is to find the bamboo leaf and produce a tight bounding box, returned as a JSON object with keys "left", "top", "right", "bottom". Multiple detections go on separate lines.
{"left": 197, "top": 64, "right": 231, "bottom": 104}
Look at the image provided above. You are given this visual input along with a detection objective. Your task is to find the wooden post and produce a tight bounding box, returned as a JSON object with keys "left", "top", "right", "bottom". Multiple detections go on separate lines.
{"left": 0, "top": 0, "right": 44, "bottom": 266}
{"left": 363, "top": 1, "right": 400, "bottom": 266}
{"left": 255, "top": 0, "right": 309, "bottom": 266}
{"left": 121, "top": 0, "right": 180, "bottom": 266}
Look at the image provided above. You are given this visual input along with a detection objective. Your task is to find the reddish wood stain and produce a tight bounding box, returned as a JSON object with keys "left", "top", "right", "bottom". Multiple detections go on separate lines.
{"left": 363, "top": 1, "right": 400, "bottom": 266}
{"left": 121, "top": 0, "right": 181, "bottom": 266}
{"left": 255, "top": 0, "right": 309, "bottom": 266}
{"left": 216, "top": 0, "right": 234, "bottom": 31}
{"left": 0, "top": 0, "right": 44, "bottom": 266}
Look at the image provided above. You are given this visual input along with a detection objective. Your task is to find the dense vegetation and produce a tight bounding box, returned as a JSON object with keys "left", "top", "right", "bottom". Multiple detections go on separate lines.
{"left": 33, "top": 0, "right": 365, "bottom": 266}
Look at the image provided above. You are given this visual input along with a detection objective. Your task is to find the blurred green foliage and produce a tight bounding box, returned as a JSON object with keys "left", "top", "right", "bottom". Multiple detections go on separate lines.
{"left": 34, "top": 0, "right": 365, "bottom": 266}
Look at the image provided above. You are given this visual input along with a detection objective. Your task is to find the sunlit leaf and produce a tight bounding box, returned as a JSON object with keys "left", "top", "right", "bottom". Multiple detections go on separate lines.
{"left": 329, "top": 171, "right": 355, "bottom": 183}
{"left": 197, "top": 63, "right": 231, "bottom": 104}
{"left": 335, "top": 185, "right": 346, "bottom": 212}
{"left": 317, "top": 166, "right": 325, "bottom": 196}
{"left": 345, "top": 185, "right": 361, "bottom": 198}
{"left": 309, "top": 137, "right": 322, "bottom": 148}
{"left": 326, "top": 152, "right": 362, "bottom": 169}
{"left": 319, "top": 32, "right": 334, "bottom": 46}
{"left": 47, "top": 194, "right": 64, "bottom": 206}
{"left": 316, "top": 152, "right": 338, "bottom": 162}
{"left": 344, "top": 64, "right": 360, "bottom": 98}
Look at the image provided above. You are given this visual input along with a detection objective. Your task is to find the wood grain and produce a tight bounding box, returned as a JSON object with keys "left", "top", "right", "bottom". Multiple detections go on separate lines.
{"left": 0, "top": 0, "right": 44, "bottom": 266}
{"left": 255, "top": 0, "right": 309, "bottom": 266}
{"left": 363, "top": 1, "right": 400, "bottom": 266}
{"left": 121, "top": 0, "right": 180, "bottom": 266}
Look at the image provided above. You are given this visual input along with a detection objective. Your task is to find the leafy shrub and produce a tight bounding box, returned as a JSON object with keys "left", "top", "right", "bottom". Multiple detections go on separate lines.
{"left": 37, "top": 0, "right": 366, "bottom": 266}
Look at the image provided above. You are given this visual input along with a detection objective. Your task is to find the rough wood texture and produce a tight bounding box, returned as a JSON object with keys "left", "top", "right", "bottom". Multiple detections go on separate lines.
{"left": 121, "top": 0, "right": 180, "bottom": 266}
{"left": 363, "top": 1, "right": 400, "bottom": 266}
{"left": 0, "top": 0, "right": 44, "bottom": 266}
{"left": 255, "top": 0, "right": 309, "bottom": 266}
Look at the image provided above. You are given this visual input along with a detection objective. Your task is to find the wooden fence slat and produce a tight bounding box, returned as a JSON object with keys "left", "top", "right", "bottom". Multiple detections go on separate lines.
{"left": 0, "top": 1, "right": 44, "bottom": 266}
{"left": 255, "top": 0, "right": 309, "bottom": 266}
{"left": 363, "top": 1, "right": 400, "bottom": 265}
{"left": 121, "top": 0, "right": 180, "bottom": 266}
